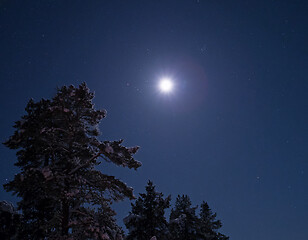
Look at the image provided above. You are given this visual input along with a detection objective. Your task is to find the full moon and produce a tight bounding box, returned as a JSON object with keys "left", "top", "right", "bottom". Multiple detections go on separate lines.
{"left": 159, "top": 78, "right": 174, "bottom": 93}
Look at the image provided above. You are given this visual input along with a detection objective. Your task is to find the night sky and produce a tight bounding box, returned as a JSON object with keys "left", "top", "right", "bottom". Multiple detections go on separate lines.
{"left": 0, "top": 1, "right": 307, "bottom": 239}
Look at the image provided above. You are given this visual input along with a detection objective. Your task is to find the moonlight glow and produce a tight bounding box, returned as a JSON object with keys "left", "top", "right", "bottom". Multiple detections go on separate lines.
{"left": 159, "top": 78, "right": 174, "bottom": 93}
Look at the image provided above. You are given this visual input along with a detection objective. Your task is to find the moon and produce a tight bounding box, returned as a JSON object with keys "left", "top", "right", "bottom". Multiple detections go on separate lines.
{"left": 159, "top": 78, "right": 174, "bottom": 93}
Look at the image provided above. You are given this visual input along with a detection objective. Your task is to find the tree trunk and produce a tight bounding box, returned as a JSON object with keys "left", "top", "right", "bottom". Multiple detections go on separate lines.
{"left": 61, "top": 199, "right": 69, "bottom": 236}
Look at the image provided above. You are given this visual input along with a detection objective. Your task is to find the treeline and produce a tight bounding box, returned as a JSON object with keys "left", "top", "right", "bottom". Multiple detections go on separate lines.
{"left": 1, "top": 183, "right": 229, "bottom": 240}
{"left": 124, "top": 181, "right": 228, "bottom": 240}
{"left": 0, "top": 83, "right": 228, "bottom": 240}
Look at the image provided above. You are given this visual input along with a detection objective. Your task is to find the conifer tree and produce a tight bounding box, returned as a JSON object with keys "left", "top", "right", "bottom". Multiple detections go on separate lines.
{"left": 3, "top": 83, "right": 141, "bottom": 239}
{"left": 124, "top": 180, "right": 171, "bottom": 240}
{"left": 169, "top": 195, "right": 199, "bottom": 240}
{"left": 198, "top": 202, "right": 229, "bottom": 240}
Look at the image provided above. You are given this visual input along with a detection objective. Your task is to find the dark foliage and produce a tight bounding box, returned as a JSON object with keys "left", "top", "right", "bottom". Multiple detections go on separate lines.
{"left": 169, "top": 195, "right": 199, "bottom": 240}
{"left": 169, "top": 195, "right": 229, "bottom": 240}
{"left": 3, "top": 83, "right": 141, "bottom": 239}
{"left": 124, "top": 181, "right": 171, "bottom": 240}
{"left": 0, "top": 201, "right": 20, "bottom": 240}
{"left": 198, "top": 202, "right": 229, "bottom": 240}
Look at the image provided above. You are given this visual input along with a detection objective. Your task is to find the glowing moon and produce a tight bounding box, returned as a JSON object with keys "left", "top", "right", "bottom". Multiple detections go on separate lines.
{"left": 159, "top": 78, "right": 174, "bottom": 93}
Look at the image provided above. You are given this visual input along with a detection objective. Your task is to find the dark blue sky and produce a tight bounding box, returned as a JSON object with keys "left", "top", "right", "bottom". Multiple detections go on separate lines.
{"left": 0, "top": 1, "right": 307, "bottom": 239}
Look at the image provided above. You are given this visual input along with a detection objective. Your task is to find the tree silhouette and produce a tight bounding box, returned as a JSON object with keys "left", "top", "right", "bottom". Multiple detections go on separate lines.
{"left": 4, "top": 83, "right": 141, "bottom": 239}
{"left": 169, "top": 195, "right": 199, "bottom": 240}
{"left": 124, "top": 180, "right": 171, "bottom": 240}
{"left": 198, "top": 201, "right": 229, "bottom": 240}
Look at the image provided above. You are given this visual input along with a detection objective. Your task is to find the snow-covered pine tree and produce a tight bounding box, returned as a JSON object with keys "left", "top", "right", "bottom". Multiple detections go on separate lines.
{"left": 169, "top": 195, "right": 199, "bottom": 240}
{"left": 3, "top": 83, "right": 141, "bottom": 240}
{"left": 124, "top": 180, "right": 171, "bottom": 240}
{"left": 198, "top": 202, "right": 229, "bottom": 240}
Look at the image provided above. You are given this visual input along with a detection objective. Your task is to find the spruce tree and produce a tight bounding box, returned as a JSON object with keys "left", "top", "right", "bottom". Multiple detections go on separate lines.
{"left": 124, "top": 180, "right": 171, "bottom": 240}
{"left": 3, "top": 83, "right": 141, "bottom": 239}
{"left": 198, "top": 202, "right": 229, "bottom": 240}
{"left": 169, "top": 195, "right": 199, "bottom": 240}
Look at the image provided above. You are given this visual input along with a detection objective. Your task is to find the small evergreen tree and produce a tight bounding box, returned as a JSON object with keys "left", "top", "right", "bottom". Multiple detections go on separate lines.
{"left": 198, "top": 202, "right": 229, "bottom": 240}
{"left": 169, "top": 195, "right": 199, "bottom": 240}
{"left": 124, "top": 180, "right": 171, "bottom": 240}
{"left": 3, "top": 83, "right": 141, "bottom": 239}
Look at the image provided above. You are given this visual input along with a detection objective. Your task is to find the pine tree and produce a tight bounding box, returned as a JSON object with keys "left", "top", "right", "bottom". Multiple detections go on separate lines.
{"left": 169, "top": 195, "right": 199, "bottom": 240}
{"left": 198, "top": 202, "right": 229, "bottom": 240}
{"left": 3, "top": 83, "right": 141, "bottom": 239}
{"left": 124, "top": 180, "right": 171, "bottom": 240}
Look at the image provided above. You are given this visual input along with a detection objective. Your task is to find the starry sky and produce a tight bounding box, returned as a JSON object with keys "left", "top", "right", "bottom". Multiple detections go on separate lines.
{"left": 0, "top": 1, "right": 307, "bottom": 239}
